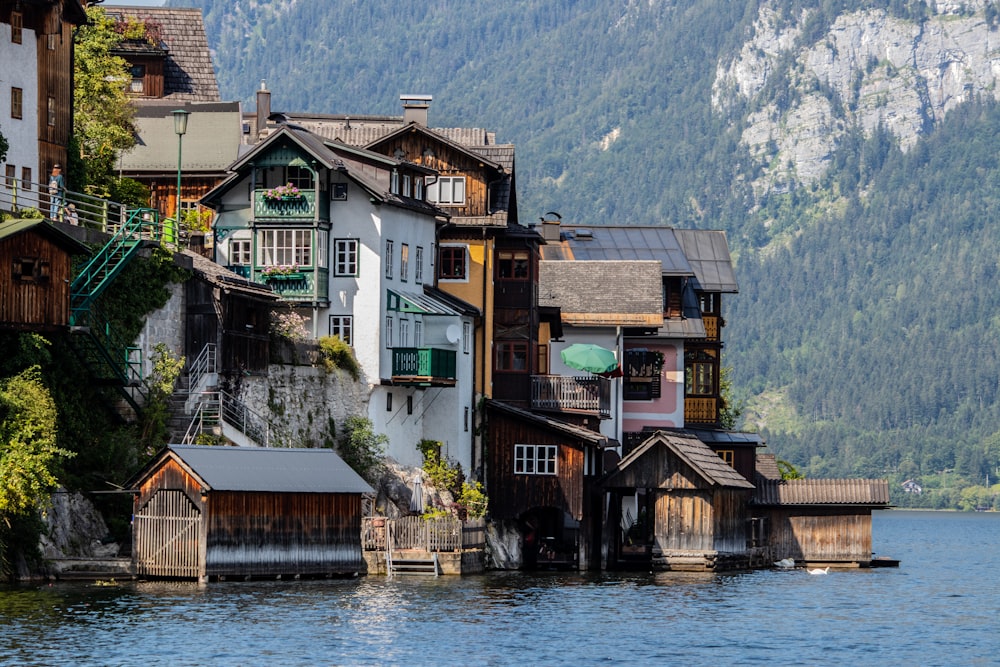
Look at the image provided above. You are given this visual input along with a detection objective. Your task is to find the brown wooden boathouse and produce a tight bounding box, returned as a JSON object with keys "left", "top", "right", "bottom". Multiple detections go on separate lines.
{"left": 127, "top": 445, "right": 373, "bottom": 581}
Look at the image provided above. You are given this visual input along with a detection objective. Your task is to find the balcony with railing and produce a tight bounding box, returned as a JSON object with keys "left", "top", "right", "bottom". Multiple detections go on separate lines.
{"left": 392, "top": 347, "right": 457, "bottom": 386}
{"left": 684, "top": 397, "right": 718, "bottom": 424}
{"left": 530, "top": 375, "right": 611, "bottom": 419}
{"left": 252, "top": 190, "right": 328, "bottom": 221}
{"left": 253, "top": 267, "right": 329, "bottom": 302}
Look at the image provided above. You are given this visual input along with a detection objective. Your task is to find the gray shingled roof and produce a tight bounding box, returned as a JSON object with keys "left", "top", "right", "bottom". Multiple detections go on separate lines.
{"left": 150, "top": 445, "right": 373, "bottom": 494}
{"left": 673, "top": 229, "right": 739, "bottom": 293}
{"left": 180, "top": 250, "right": 278, "bottom": 301}
{"left": 107, "top": 7, "right": 220, "bottom": 101}
{"left": 486, "top": 400, "right": 609, "bottom": 446}
{"left": 753, "top": 478, "right": 891, "bottom": 506}
{"left": 755, "top": 453, "right": 782, "bottom": 481}
{"left": 119, "top": 102, "right": 242, "bottom": 173}
{"left": 606, "top": 431, "right": 755, "bottom": 489}
{"left": 539, "top": 260, "right": 663, "bottom": 326}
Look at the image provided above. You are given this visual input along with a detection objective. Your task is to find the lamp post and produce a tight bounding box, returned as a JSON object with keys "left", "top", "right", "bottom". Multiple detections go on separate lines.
{"left": 171, "top": 109, "right": 190, "bottom": 245}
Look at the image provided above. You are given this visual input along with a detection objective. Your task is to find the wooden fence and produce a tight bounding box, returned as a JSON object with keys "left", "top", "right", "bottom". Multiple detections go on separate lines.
{"left": 362, "top": 516, "right": 486, "bottom": 551}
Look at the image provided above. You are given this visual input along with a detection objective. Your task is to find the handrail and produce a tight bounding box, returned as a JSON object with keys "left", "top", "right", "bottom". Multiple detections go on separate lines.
{"left": 219, "top": 390, "right": 272, "bottom": 447}
{"left": 187, "top": 343, "right": 217, "bottom": 396}
{"left": 0, "top": 177, "right": 128, "bottom": 231}
{"left": 182, "top": 392, "right": 221, "bottom": 444}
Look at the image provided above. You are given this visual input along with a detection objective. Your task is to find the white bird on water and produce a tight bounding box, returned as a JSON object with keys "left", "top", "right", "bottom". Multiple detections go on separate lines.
{"left": 808, "top": 567, "right": 830, "bottom": 575}
{"left": 774, "top": 558, "right": 796, "bottom": 568}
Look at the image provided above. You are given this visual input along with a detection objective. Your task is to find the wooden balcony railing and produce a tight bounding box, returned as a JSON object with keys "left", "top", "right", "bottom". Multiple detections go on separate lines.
{"left": 362, "top": 516, "right": 486, "bottom": 551}
{"left": 684, "top": 397, "right": 718, "bottom": 424}
{"left": 253, "top": 190, "right": 327, "bottom": 220}
{"left": 701, "top": 315, "right": 720, "bottom": 341}
{"left": 392, "top": 347, "right": 457, "bottom": 386}
{"left": 531, "top": 375, "right": 611, "bottom": 419}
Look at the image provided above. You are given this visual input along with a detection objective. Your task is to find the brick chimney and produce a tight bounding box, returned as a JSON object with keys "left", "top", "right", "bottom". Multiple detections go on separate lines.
{"left": 256, "top": 80, "right": 271, "bottom": 141}
{"left": 400, "top": 94, "right": 432, "bottom": 126}
{"left": 538, "top": 212, "right": 562, "bottom": 242}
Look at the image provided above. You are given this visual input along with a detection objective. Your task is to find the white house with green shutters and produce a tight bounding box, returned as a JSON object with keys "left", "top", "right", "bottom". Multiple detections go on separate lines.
{"left": 201, "top": 123, "right": 479, "bottom": 471}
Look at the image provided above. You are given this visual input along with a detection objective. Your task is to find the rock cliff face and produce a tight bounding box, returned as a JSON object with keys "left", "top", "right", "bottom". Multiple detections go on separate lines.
{"left": 713, "top": 1, "right": 1000, "bottom": 198}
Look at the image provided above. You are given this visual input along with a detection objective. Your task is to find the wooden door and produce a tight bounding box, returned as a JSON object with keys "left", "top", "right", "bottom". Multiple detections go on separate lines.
{"left": 134, "top": 490, "right": 202, "bottom": 579}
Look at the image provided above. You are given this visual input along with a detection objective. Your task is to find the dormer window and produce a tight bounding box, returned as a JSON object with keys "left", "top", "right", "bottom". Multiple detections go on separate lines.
{"left": 130, "top": 65, "right": 146, "bottom": 94}
{"left": 427, "top": 176, "right": 465, "bottom": 206}
{"left": 390, "top": 169, "right": 399, "bottom": 195}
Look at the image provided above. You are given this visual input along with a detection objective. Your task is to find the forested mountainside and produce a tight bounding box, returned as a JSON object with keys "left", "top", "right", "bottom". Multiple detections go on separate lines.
{"left": 168, "top": 0, "right": 1000, "bottom": 505}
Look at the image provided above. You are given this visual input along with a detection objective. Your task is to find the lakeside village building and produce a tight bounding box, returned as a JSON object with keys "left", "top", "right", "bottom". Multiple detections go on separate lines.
{"left": 0, "top": 4, "right": 891, "bottom": 578}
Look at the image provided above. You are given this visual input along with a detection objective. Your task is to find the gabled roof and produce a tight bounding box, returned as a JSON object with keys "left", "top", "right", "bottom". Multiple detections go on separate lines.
{"left": 753, "top": 478, "right": 891, "bottom": 506}
{"left": 0, "top": 219, "right": 91, "bottom": 254}
{"left": 106, "top": 7, "right": 221, "bottom": 102}
{"left": 539, "top": 260, "right": 663, "bottom": 327}
{"left": 365, "top": 122, "right": 505, "bottom": 172}
{"left": 128, "top": 445, "right": 373, "bottom": 494}
{"left": 604, "top": 431, "right": 755, "bottom": 490}
{"left": 553, "top": 226, "right": 696, "bottom": 277}
{"left": 486, "top": 400, "right": 609, "bottom": 447}
{"left": 119, "top": 102, "right": 242, "bottom": 173}
{"left": 673, "top": 229, "right": 739, "bottom": 293}
{"left": 755, "top": 453, "right": 782, "bottom": 481}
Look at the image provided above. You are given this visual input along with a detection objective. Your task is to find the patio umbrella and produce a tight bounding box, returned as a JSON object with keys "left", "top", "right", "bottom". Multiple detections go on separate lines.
{"left": 409, "top": 473, "right": 425, "bottom": 513}
{"left": 560, "top": 343, "right": 619, "bottom": 374}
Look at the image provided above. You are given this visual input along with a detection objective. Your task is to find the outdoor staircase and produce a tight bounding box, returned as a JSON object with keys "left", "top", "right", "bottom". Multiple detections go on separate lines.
{"left": 389, "top": 553, "right": 440, "bottom": 576}
{"left": 66, "top": 207, "right": 164, "bottom": 415}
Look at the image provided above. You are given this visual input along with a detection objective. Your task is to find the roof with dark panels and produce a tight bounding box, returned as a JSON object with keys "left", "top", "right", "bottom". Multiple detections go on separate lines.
{"left": 554, "top": 226, "right": 695, "bottom": 276}
{"left": 673, "top": 229, "right": 739, "bottom": 293}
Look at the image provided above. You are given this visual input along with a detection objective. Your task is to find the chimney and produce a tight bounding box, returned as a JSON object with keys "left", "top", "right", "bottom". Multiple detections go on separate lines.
{"left": 400, "top": 94, "right": 432, "bottom": 126}
{"left": 256, "top": 80, "right": 271, "bottom": 141}
{"left": 538, "top": 212, "right": 562, "bottom": 242}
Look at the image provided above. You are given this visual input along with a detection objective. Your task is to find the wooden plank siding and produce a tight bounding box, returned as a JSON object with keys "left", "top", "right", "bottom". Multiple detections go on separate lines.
{"left": 205, "top": 491, "right": 364, "bottom": 577}
{"left": 34, "top": 5, "right": 75, "bottom": 176}
{"left": 0, "top": 232, "right": 74, "bottom": 330}
{"left": 766, "top": 508, "right": 874, "bottom": 564}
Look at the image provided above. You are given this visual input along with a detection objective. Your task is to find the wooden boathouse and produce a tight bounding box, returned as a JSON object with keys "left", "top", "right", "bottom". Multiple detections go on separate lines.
{"left": 603, "top": 431, "right": 755, "bottom": 571}
{"left": 127, "top": 445, "right": 373, "bottom": 581}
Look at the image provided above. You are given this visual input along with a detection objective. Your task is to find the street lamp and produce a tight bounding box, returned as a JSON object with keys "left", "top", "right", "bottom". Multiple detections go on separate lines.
{"left": 171, "top": 109, "right": 190, "bottom": 244}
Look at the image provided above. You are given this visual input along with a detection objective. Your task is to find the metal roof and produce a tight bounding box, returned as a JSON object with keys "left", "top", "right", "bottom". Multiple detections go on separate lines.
{"left": 153, "top": 445, "right": 373, "bottom": 494}
{"left": 0, "top": 219, "right": 91, "bottom": 254}
{"left": 673, "top": 229, "right": 739, "bottom": 293}
{"left": 679, "top": 428, "right": 764, "bottom": 446}
{"left": 387, "top": 288, "right": 468, "bottom": 316}
{"left": 118, "top": 102, "right": 242, "bottom": 173}
{"left": 753, "top": 478, "right": 891, "bottom": 506}
{"left": 560, "top": 226, "right": 695, "bottom": 276}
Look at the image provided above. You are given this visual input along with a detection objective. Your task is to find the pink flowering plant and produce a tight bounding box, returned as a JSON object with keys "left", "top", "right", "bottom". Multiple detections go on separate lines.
{"left": 270, "top": 310, "right": 309, "bottom": 342}
{"left": 263, "top": 183, "right": 303, "bottom": 201}
{"left": 262, "top": 263, "right": 300, "bottom": 277}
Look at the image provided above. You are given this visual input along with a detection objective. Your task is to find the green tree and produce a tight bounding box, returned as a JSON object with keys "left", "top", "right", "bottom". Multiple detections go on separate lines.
{"left": 337, "top": 416, "right": 387, "bottom": 485}
{"left": 0, "top": 126, "right": 8, "bottom": 164}
{"left": 72, "top": 6, "right": 136, "bottom": 195}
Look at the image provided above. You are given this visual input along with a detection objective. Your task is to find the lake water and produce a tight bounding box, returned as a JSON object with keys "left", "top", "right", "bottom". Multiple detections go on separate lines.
{"left": 1, "top": 511, "right": 998, "bottom": 666}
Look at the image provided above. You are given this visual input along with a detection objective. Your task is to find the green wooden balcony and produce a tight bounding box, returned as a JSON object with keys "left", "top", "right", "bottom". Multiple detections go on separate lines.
{"left": 255, "top": 267, "right": 329, "bottom": 303}
{"left": 253, "top": 190, "right": 329, "bottom": 221}
{"left": 392, "top": 347, "right": 457, "bottom": 386}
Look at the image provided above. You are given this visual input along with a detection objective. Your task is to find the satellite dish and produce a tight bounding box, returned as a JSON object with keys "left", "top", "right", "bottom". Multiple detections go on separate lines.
{"left": 446, "top": 324, "right": 462, "bottom": 344}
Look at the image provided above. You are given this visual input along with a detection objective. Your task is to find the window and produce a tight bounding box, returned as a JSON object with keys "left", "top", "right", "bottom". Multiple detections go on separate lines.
{"left": 514, "top": 444, "right": 557, "bottom": 475}
{"left": 317, "top": 230, "right": 328, "bottom": 268}
{"left": 21, "top": 167, "right": 30, "bottom": 190}
{"left": 464, "top": 406, "right": 470, "bottom": 432}
{"left": 699, "top": 292, "right": 718, "bottom": 315}
{"left": 390, "top": 169, "right": 399, "bottom": 195}
{"left": 496, "top": 341, "right": 528, "bottom": 371}
{"left": 334, "top": 239, "right": 358, "bottom": 276}
{"left": 47, "top": 97, "right": 56, "bottom": 126}
{"left": 427, "top": 176, "right": 466, "bottom": 205}
{"left": 12, "top": 257, "right": 50, "bottom": 284}
{"left": 400, "top": 244, "right": 409, "bottom": 282}
{"left": 230, "top": 239, "right": 252, "bottom": 265}
{"left": 331, "top": 182, "right": 348, "bottom": 200}
{"left": 463, "top": 322, "right": 472, "bottom": 354}
{"left": 402, "top": 174, "right": 411, "bottom": 197}
{"left": 130, "top": 64, "right": 146, "bottom": 94}
{"left": 386, "top": 392, "right": 393, "bottom": 411}
{"left": 497, "top": 250, "right": 529, "bottom": 280}
{"left": 399, "top": 319, "right": 409, "bottom": 347}
{"left": 439, "top": 246, "right": 467, "bottom": 280}
{"left": 407, "top": 395, "right": 413, "bottom": 415}
{"left": 415, "top": 246, "right": 424, "bottom": 284}
{"left": 329, "top": 315, "right": 353, "bottom": 345}
{"left": 414, "top": 320, "right": 423, "bottom": 348}
{"left": 686, "top": 362, "right": 715, "bottom": 396}
{"left": 385, "top": 240, "right": 394, "bottom": 278}
{"left": 624, "top": 349, "right": 662, "bottom": 401}
{"left": 11, "top": 88, "right": 23, "bottom": 120}
{"left": 258, "top": 229, "right": 311, "bottom": 267}
{"left": 5, "top": 165, "right": 14, "bottom": 189}
{"left": 718, "top": 450, "right": 735, "bottom": 468}
{"left": 385, "top": 316, "right": 393, "bottom": 348}
{"left": 284, "top": 165, "right": 313, "bottom": 190}
{"left": 415, "top": 177, "right": 424, "bottom": 200}
{"left": 11, "top": 12, "right": 22, "bottom": 44}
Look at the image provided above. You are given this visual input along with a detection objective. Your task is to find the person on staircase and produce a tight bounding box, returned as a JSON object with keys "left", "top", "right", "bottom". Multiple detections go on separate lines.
{"left": 48, "top": 164, "right": 65, "bottom": 221}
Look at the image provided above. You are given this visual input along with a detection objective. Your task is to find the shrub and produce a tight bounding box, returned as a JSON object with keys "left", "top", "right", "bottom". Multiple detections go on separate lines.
{"left": 317, "top": 335, "right": 360, "bottom": 380}
{"left": 338, "top": 416, "right": 386, "bottom": 484}
{"left": 270, "top": 309, "right": 309, "bottom": 342}
{"left": 457, "top": 481, "right": 488, "bottom": 519}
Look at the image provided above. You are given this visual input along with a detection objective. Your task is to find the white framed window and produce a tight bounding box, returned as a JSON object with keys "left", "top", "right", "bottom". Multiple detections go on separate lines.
{"left": 230, "top": 239, "right": 252, "bottom": 265}
{"left": 400, "top": 244, "right": 409, "bottom": 282}
{"left": 462, "top": 322, "right": 472, "bottom": 354}
{"left": 390, "top": 169, "right": 399, "bottom": 195}
{"left": 414, "top": 320, "right": 423, "bottom": 348}
{"left": 317, "top": 230, "right": 328, "bottom": 268}
{"left": 385, "top": 240, "right": 394, "bottom": 279}
{"left": 402, "top": 174, "right": 411, "bottom": 197}
{"left": 427, "top": 176, "right": 466, "bottom": 205}
{"left": 399, "top": 319, "right": 410, "bottom": 347}
{"left": 385, "top": 316, "right": 393, "bottom": 349}
{"left": 514, "top": 444, "right": 558, "bottom": 475}
{"left": 329, "top": 315, "right": 353, "bottom": 345}
{"left": 258, "top": 229, "right": 311, "bottom": 267}
{"left": 415, "top": 246, "right": 424, "bottom": 284}
{"left": 415, "top": 177, "right": 424, "bottom": 201}
{"left": 334, "top": 239, "right": 358, "bottom": 276}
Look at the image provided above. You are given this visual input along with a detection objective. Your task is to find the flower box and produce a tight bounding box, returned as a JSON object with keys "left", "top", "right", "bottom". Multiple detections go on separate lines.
{"left": 264, "top": 272, "right": 306, "bottom": 281}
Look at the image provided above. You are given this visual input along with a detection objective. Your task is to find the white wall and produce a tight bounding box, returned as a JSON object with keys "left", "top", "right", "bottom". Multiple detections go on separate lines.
{"left": 549, "top": 327, "right": 622, "bottom": 440}
{"left": 0, "top": 22, "right": 40, "bottom": 181}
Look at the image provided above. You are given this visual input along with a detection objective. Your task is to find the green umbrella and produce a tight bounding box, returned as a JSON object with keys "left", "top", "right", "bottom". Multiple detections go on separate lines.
{"left": 560, "top": 343, "right": 618, "bottom": 374}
